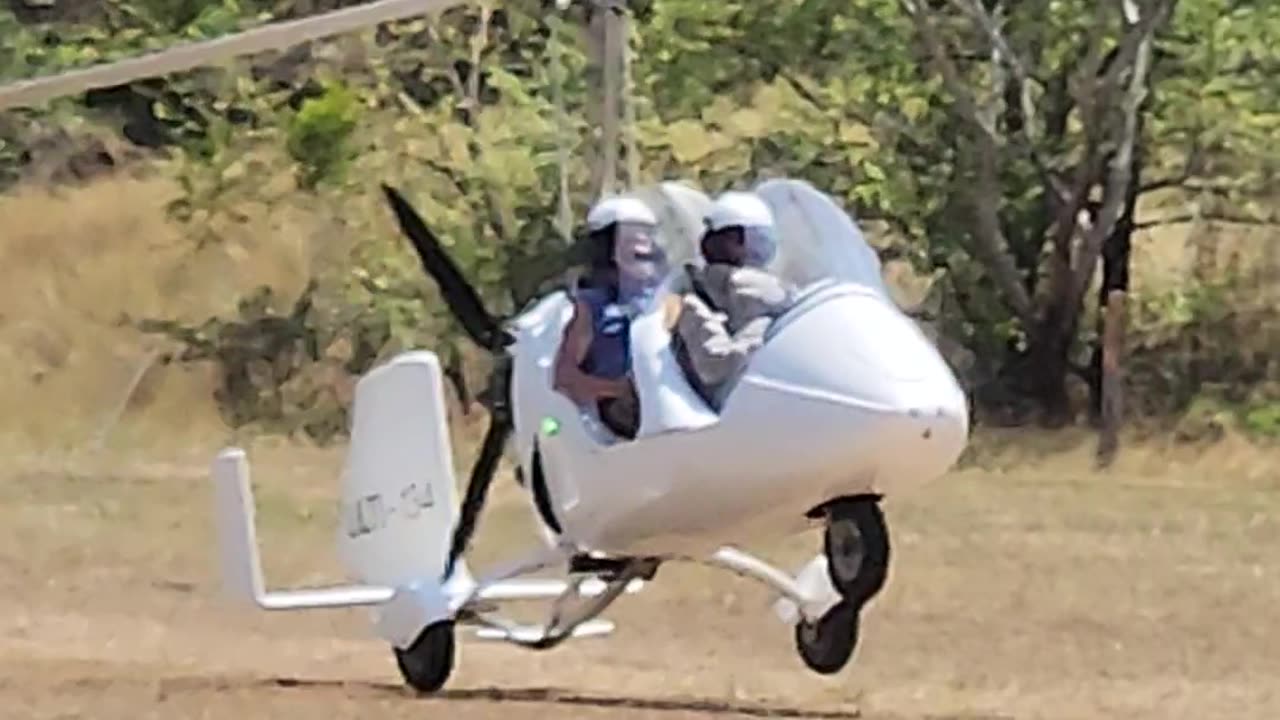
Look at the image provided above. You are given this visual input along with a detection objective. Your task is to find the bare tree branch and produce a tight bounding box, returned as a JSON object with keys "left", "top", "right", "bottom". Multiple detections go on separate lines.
{"left": 1071, "top": 2, "right": 1114, "bottom": 121}
{"left": 947, "top": 0, "right": 1070, "bottom": 207}
{"left": 948, "top": 0, "right": 1037, "bottom": 129}
{"left": 899, "top": 0, "right": 1036, "bottom": 326}
{"left": 1067, "top": 0, "right": 1177, "bottom": 313}
{"left": 980, "top": 1, "right": 1006, "bottom": 140}
{"left": 767, "top": 66, "right": 935, "bottom": 154}
{"left": 1138, "top": 138, "right": 1204, "bottom": 192}
{"left": 1139, "top": 171, "right": 1258, "bottom": 198}
{"left": 899, "top": 0, "right": 998, "bottom": 141}
{"left": 1134, "top": 210, "right": 1279, "bottom": 230}
{"left": 1041, "top": 2, "right": 1148, "bottom": 310}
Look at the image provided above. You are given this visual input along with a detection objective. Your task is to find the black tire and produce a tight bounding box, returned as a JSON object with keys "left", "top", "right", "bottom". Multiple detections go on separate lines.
{"left": 394, "top": 621, "right": 456, "bottom": 694}
{"left": 794, "top": 601, "right": 860, "bottom": 675}
{"left": 823, "top": 497, "right": 891, "bottom": 606}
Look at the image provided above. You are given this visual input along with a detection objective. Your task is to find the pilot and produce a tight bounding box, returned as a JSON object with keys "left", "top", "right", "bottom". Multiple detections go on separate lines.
{"left": 553, "top": 195, "right": 667, "bottom": 439}
{"left": 672, "top": 190, "right": 796, "bottom": 408}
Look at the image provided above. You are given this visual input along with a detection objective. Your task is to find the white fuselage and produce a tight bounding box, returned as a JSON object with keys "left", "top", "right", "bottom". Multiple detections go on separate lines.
{"left": 507, "top": 278, "right": 969, "bottom": 559}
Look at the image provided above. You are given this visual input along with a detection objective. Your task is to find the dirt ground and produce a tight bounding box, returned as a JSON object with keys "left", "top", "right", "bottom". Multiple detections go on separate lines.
{"left": 1, "top": 436, "right": 1277, "bottom": 720}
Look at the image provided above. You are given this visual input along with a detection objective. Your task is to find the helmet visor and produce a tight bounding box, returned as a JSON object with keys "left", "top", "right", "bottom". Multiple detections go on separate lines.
{"left": 741, "top": 224, "right": 779, "bottom": 268}
{"left": 614, "top": 221, "right": 667, "bottom": 296}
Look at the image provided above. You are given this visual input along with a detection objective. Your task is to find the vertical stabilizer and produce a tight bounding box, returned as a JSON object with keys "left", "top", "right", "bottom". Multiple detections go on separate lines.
{"left": 337, "top": 351, "right": 461, "bottom": 587}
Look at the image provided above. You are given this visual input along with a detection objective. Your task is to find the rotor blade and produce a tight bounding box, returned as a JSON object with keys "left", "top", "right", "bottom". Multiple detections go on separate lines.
{"left": 0, "top": 0, "right": 469, "bottom": 111}
{"left": 380, "top": 183, "right": 511, "bottom": 350}
{"left": 442, "top": 412, "right": 512, "bottom": 580}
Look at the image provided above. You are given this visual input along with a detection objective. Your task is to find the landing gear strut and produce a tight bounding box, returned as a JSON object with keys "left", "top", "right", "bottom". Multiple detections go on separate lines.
{"left": 794, "top": 495, "right": 891, "bottom": 675}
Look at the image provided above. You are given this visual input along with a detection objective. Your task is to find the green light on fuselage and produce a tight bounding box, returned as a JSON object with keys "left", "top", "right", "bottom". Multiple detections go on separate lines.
{"left": 540, "top": 416, "right": 561, "bottom": 437}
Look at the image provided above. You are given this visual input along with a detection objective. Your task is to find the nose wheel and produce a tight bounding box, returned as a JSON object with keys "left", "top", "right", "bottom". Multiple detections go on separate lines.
{"left": 794, "top": 495, "right": 891, "bottom": 675}
{"left": 824, "top": 496, "right": 890, "bottom": 604}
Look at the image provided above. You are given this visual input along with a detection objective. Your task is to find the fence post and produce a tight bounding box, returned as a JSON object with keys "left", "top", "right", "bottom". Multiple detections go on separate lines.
{"left": 1097, "top": 289, "right": 1127, "bottom": 467}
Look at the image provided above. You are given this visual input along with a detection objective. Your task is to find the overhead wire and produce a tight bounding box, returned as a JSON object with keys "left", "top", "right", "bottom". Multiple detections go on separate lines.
{"left": 0, "top": 0, "right": 469, "bottom": 110}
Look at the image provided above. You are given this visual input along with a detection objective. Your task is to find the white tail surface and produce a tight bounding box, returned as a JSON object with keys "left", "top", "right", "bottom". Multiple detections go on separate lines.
{"left": 211, "top": 447, "right": 396, "bottom": 610}
{"left": 337, "top": 351, "right": 460, "bottom": 587}
{"left": 213, "top": 447, "right": 267, "bottom": 605}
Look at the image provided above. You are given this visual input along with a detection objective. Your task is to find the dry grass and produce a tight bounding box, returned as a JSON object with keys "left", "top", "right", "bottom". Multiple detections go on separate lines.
{"left": 0, "top": 440, "right": 1277, "bottom": 720}
{"left": 1130, "top": 189, "right": 1280, "bottom": 293}
{"left": 0, "top": 175, "right": 322, "bottom": 456}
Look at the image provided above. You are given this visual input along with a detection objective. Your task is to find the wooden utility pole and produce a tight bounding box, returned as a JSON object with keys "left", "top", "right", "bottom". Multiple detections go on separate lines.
{"left": 586, "top": 0, "right": 627, "bottom": 200}
{"left": 1096, "top": 289, "right": 1127, "bottom": 468}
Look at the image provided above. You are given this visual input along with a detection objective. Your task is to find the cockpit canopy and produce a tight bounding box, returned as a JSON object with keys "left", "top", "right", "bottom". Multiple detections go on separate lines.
{"left": 625, "top": 178, "right": 888, "bottom": 300}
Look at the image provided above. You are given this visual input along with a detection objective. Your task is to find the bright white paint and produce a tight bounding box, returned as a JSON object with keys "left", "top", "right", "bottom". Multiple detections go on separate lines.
{"left": 10, "top": 0, "right": 922, "bottom": 663}
{"left": 334, "top": 350, "right": 459, "bottom": 588}
{"left": 209, "top": 177, "right": 968, "bottom": 653}
{"left": 509, "top": 178, "right": 969, "bottom": 558}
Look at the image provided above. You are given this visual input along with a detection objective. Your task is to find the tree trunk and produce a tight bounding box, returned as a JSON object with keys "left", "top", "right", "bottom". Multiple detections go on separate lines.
{"left": 1026, "top": 306, "right": 1077, "bottom": 427}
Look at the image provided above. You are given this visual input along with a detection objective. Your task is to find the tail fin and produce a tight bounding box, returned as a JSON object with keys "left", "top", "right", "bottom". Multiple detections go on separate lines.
{"left": 337, "top": 350, "right": 462, "bottom": 587}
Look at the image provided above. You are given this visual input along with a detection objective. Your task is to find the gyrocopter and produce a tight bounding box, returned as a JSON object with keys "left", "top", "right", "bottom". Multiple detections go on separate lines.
{"left": 0, "top": 0, "right": 970, "bottom": 694}
{"left": 212, "top": 175, "right": 969, "bottom": 692}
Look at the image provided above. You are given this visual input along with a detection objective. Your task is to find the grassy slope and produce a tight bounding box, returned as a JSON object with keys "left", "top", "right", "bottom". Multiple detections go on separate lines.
{"left": 0, "top": 170, "right": 1274, "bottom": 458}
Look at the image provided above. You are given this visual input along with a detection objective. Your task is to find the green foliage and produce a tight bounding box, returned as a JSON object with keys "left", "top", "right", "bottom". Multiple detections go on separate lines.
{"left": 1152, "top": 1, "right": 1280, "bottom": 192}
{"left": 287, "top": 81, "right": 362, "bottom": 189}
{"left": 4, "top": 0, "right": 1279, "bottom": 441}
{"left": 1242, "top": 402, "right": 1280, "bottom": 440}
{"left": 1173, "top": 389, "right": 1236, "bottom": 443}
{"left": 136, "top": 281, "right": 391, "bottom": 445}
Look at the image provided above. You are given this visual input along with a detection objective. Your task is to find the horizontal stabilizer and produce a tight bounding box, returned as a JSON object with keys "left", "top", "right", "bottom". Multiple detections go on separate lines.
{"left": 254, "top": 585, "right": 395, "bottom": 611}
{"left": 212, "top": 447, "right": 645, "bottom": 614}
{"left": 472, "top": 577, "right": 645, "bottom": 604}
{"left": 213, "top": 447, "right": 401, "bottom": 611}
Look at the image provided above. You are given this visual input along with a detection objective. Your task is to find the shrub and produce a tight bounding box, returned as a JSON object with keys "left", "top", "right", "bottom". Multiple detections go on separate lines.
{"left": 286, "top": 81, "right": 361, "bottom": 190}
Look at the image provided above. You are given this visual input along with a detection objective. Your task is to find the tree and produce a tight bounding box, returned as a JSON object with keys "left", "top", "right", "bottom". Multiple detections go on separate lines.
{"left": 4, "top": 0, "right": 1277, "bottom": 439}
{"left": 636, "top": 0, "right": 1277, "bottom": 425}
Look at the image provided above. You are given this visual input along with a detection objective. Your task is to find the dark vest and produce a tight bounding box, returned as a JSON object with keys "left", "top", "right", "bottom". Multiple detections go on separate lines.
{"left": 575, "top": 284, "right": 631, "bottom": 379}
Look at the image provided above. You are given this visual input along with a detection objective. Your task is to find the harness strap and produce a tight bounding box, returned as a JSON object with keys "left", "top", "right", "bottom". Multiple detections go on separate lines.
{"left": 685, "top": 263, "right": 719, "bottom": 313}
{"left": 673, "top": 263, "right": 719, "bottom": 407}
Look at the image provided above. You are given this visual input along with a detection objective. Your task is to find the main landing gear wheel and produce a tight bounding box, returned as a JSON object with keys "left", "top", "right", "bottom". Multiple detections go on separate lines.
{"left": 795, "top": 601, "right": 860, "bottom": 674}
{"left": 824, "top": 496, "right": 891, "bottom": 605}
{"left": 394, "top": 620, "right": 456, "bottom": 694}
{"left": 793, "top": 496, "right": 891, "bottom": 675}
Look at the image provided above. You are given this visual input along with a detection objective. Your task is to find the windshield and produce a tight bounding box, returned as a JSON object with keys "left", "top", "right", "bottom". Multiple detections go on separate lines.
{"left": 629, "top": 181, "right": 712, "bottom": 270}
{"left": 753, "top": 178, "right": 888, "bottom": 299}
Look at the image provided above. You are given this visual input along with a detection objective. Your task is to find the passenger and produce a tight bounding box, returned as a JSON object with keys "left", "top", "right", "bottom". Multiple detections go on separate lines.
{"left": 553, "top": 196, "right": 667, "bottom": 439}
{"left": 673, "top": 191, "right": 795, "bottom": 408}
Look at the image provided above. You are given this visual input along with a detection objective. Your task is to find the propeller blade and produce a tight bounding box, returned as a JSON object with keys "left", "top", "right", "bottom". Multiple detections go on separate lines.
{"left": 442, "top": 411, "right": 512, "bottom": 580}
{"left": 380, "top": 183, "right": 513, "bottom": 351}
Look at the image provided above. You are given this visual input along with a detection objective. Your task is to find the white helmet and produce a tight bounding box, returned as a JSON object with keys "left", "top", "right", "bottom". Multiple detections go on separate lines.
{"left": 704, "top": 191, "right": 779, "bottom": 268}
{"left": 705, "top": 190, "right": 774, "bottom": 231}
{"left": 586, "top": 195, "right": 658, "bottom": 231}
